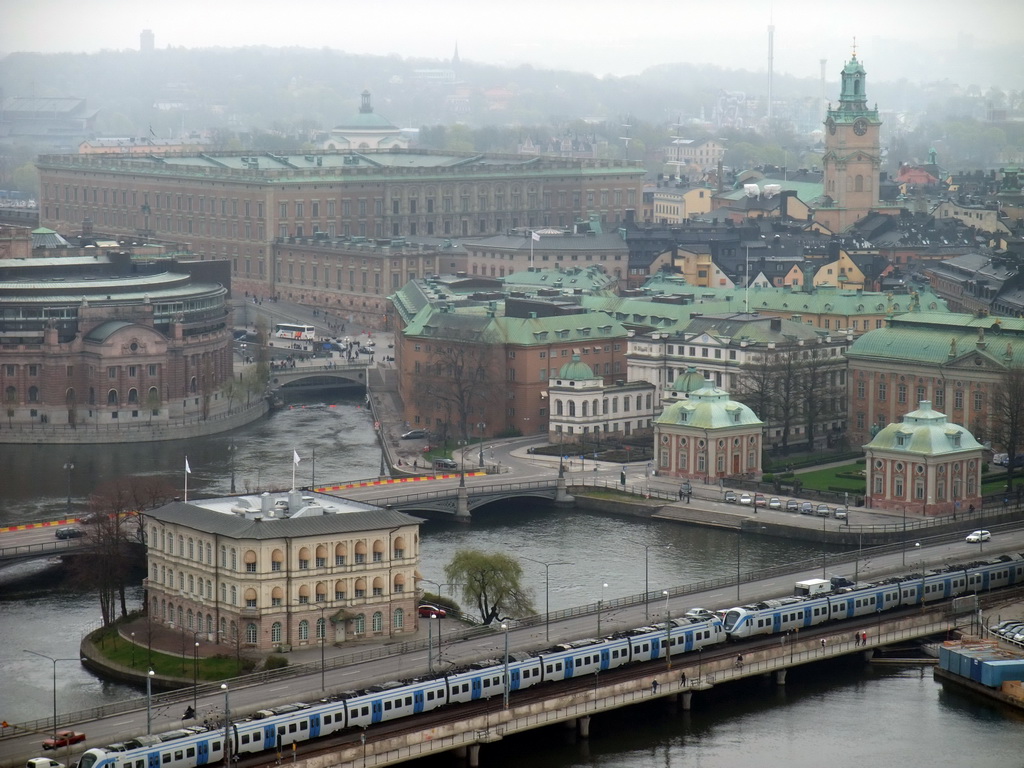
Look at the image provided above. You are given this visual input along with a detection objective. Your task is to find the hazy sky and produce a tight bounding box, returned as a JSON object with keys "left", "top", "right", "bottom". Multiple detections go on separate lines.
{"left": 2, "top": 0, "right": 1020, "bottom": 83}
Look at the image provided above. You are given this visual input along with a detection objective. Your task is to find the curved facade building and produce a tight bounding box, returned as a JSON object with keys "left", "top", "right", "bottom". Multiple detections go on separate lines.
{"left": 0, "top": 253, "right": 235, "bottom": 439}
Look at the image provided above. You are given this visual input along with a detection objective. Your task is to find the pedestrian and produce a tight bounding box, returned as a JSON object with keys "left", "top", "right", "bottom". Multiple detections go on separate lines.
{"left": 679, "top": 487, "right": 684, "bottom": 500}
{"left": 969, "top": 504, "right": 975, "bottom": 515}
{"left": 853, "top": 631, "right": 860, "bottom": 647}
{"left": 652, "top": 679, "right": 658, "bottom": 694}
{"left": 861, "top": 630, "right": 867, "bottom": 645}
{"left": 820, "top": 638, "right": 826, "bottom": 649}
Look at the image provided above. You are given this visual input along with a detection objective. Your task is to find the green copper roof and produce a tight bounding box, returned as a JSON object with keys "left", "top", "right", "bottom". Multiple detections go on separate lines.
{"left": 671, "top": 366, "right": 706, "bottom": 393}
{"left": 864, "top": 400, "right": 982, "bottom": 456}
{"left": 656, "top": 384, "right": 763, "bottom": 429}
{"left": 558, "top": 354, "right": 596, "bottom": 380}
{"left": 847, "top": 312, "right": 1024, "bottom": 366}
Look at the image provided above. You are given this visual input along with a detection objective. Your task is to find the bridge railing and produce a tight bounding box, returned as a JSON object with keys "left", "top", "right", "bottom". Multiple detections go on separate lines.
{"left": 0, "top": 538, "right": 88, "bottom": 560}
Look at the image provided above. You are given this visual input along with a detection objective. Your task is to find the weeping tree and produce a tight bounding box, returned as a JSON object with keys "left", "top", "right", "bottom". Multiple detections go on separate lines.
{"left": 444, "top": 549, "right": 534, "bottom": 625}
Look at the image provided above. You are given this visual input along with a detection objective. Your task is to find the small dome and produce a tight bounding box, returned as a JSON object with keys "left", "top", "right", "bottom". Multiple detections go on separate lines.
{"left": 656, "top": 382, "right": 763, "bottom": 429}
{"left": 671, "top": 366, "right": 705, "bottom": 393}
{"left": 558, "top": 354, "right": 595, "bottom": 381}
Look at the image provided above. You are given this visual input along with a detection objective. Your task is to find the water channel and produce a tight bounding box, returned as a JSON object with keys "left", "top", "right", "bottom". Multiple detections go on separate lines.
{"left": 1, "top": 392, "right": 1021, "bottom": 765}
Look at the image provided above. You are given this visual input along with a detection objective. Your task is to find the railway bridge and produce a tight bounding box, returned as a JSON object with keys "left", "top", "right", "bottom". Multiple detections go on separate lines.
{"left": 250, "top": 612, "right": 959, "bottom": 768}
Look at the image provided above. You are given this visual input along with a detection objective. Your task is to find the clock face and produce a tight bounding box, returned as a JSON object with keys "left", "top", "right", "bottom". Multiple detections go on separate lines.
{"left": 853, "top": 118, "right": 868, "bottom": 136}
{"left": 826, "top": 117, "right": 836, "bottom": 135}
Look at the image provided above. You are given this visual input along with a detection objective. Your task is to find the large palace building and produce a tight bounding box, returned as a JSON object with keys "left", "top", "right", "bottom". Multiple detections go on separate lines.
{"left": 0, "top": 252, "right": 235, "bottom": 438}
{"left": 35, "top": 149, "right": 645, "bottom": 315}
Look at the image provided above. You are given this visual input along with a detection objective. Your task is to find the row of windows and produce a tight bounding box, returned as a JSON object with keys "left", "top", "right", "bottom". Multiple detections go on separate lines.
{"left": 553, "top": 394, "right": 652, "bottom": 417}
{"left": 859, "top": 380, "right": 983, "bottom": 410}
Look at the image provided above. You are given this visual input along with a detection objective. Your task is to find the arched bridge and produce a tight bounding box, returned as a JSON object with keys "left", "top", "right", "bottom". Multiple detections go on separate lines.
{"left": 0, "top": 538, "right": 90, "bottom": 564}
{"left": 269, "top": 360, "right": 370, "bottom": 390}
{"left": 323, "top": 479, "right": 574, "bottom": 520}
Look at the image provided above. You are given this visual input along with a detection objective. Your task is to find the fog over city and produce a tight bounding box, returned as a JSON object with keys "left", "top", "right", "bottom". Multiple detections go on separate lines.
{"left": 3, "top": 0, "right": 1021, "bottom": 86}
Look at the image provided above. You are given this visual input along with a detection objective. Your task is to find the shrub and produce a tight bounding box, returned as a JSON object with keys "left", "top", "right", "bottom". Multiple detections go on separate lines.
{"left": 264, "top": 655, "right": 289, "bottom": 670}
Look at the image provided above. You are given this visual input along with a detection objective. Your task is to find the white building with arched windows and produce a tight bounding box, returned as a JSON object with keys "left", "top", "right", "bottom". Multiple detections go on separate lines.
{"left": 144, "top": 490, "right": 421, "bottom": 651}
{"left": 863, "top": 400, "right": 983, "bottom": 516}
{"left": 547, "top": 354, "right": 655, "bottom": 441}
{"left": 653, "top": 381, "right": 764, "bottom": 481}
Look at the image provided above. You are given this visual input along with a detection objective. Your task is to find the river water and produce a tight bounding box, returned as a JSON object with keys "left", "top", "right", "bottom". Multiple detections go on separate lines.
{"left": 1, "top": 393, "right": 1021, "bottom": 765}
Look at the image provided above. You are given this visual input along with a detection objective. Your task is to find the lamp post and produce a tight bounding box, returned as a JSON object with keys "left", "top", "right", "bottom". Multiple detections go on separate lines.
{"left": 902, "top": 507, "right": 907, "bottom": 565}
{"left": 221, "top": 683, "right": 231, "bottom": 768}
{"left": 628, "top": 540, "right": 670, "bottom": 622}
{"left": 597, "top": 582, "right": 608, "bottom": 635}
{"left": 130, "top": 632, "right": 136, "bottom": 669}
{"left": 822, "top": 509, "right": 828, "bottom": 579}
{"left": 662, "top": 590, "right": 672, "bottom": 670}
{"left": 319, "top": 604, "right": 327, "bottom": 691}
{"left": 502, "top": 622, "right": 510, "bottom": 709}
{"left": 646, "top": 462, "right": 652, "bottom": 496}
{"left": 63, "top": 459, "right": 74, "bottom": 514}
{"left": 228, "top": 441, "right": 237, "bottom": 494}
{"left": 146, "top": 669, "right": 155, "bottom": 734}
{"left": 736, "top": 531, "right": 742, "bottom": 601}
{"left": 23, "top": 650, "right": 79, "bottom": 742}
{"left": 477, "top": 422, "right": 486, "bottom": 468}
{"left": 427, "top": 613, "right": 435, "bottom": 675}
{"left": 192, "top": 641, "right": 199, "bottom": 714}
{"left": 522, "top": 557, "right": 572, "bottom": 642}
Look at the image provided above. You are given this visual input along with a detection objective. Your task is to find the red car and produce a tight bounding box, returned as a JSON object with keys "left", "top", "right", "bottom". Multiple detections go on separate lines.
{"left": 42, "top": 730, "right": 86, "bottom": 750}
{"left": 418, "top": 604, "right": 446, "bottom": 618}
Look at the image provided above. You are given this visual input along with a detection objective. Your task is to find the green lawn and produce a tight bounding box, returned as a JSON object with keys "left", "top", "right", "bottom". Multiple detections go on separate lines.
{"left": 91, "top": 625, "right": 252, "bottom": 680}
{"left": 793, "top": 463, "right": 865, "bottom": 493}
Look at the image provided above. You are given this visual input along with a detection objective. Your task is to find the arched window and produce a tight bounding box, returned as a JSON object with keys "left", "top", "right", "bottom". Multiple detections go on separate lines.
{"left": 127, "top": 388, "right": 139, "bottom": 404}
{"left": 581, "top": 401, "right": 588, "bottom": 417}
{"left": 298, "top": 620, "right": 309, "bottom": 641}
{"left": 189, "top": 376, "right": 197, "bottom": 394}
{"left": 5, "top": 385, "right": 16, "bottom": 404}
{"left": 246, "top": 624, "right": 257, "bottom": 644}
{"left": 372, "top": 611, "right": 383, "bottom": 633}
{"left": 316, "top": 617, "right": 326, "bottom": 640}
{"left": 28, "top": 386, "right": 39, "bottom": 403}
{"left": 354, "top": 614, "right": 365, "bottom": 634}
{"left": 107, "top": 389, "right": 119, "bottom": 405}
{"left": 555, "top": 400, "right": 563, "bottom": 416}
{"left": 393, "top": 608, "right": 404, "bottom": 630}
{"left": 568, "top": 401, "right": 576, "bottom": 417}
{"left": 271, "top": 622, "right": 282, "bottom": 643}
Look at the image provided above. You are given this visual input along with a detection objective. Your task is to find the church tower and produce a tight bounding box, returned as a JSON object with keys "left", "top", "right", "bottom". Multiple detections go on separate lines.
{"left": 821, "top": 46, "right": 882, "bottom": 231}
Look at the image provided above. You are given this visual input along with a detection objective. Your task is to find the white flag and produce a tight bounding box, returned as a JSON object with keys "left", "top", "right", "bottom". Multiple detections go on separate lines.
{"left": 531, "top": 230, "right": 540, "bottom": 242}
{"left": 293, "top": 449, "right": 301, "bottom": 466}
{"left": 185, "top": 457, "right": 191, "bottom": 474}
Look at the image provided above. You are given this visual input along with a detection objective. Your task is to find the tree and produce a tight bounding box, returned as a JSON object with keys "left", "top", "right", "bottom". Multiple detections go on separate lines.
{"left": 412, "top": 325, "right": 499, "bottom": 447}
{"left": 73, "top": 476, "right": 176, "bottom": 625}
{"left": 444, "top": 549, "right": 534, "bottom": 625}
{"left": 988, "top": 365, "right": 1024, "bottom": 491}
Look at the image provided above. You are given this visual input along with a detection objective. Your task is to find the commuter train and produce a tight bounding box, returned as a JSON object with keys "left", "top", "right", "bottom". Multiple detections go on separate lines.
{"left": 76, "top": 552, "right": 1024, "bottom": 768}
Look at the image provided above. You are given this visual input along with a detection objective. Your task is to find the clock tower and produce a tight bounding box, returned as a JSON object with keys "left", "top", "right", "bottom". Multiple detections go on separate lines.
{"left": 821, "top": 48, "right": 881, "bottom": 231}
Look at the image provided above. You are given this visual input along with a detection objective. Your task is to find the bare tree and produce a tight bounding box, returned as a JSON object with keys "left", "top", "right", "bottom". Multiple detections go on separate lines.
{"left": 988, "top": 365, "right": 1024, "bottom": 491}
{"left": 413, "top": 326, "right": 499, "bottom": 447}
{"left": 800, "top": 347, "right": 844, "bottom": 451}
{"left": 72, "top": 476, "right": 176, "bottom": 624}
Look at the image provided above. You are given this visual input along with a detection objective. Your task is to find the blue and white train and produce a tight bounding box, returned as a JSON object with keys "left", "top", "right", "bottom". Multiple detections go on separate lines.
{"left": 76, "top": 552, "right": 1024, "bottom": 768}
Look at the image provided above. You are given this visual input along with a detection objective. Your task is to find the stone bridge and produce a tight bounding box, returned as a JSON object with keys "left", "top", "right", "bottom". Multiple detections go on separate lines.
{"left": 319, "top": 479, "right": 575, "bottom": 521}
{"left": 268, "top": 359, "right": 370, "bottom": 390}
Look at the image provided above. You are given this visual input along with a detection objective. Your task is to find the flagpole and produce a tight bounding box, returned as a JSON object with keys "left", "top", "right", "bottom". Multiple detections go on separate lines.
{"left": 184, "top": 456, "right": 189, "bottom": 502}
{"left": 292, "top": 452, "right": 296, "bottom": 490}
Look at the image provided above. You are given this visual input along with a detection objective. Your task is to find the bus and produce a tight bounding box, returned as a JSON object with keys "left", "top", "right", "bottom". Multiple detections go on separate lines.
{"left": 273, "top": 323, "right": 316, "bottom": 341}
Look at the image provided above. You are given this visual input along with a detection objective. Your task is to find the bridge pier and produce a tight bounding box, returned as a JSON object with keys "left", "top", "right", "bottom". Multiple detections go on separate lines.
{"left": 577, "top": 715, "right": 591, "bottom": 738}
{"left": 554, "top": 475, "right": 575, "bottom": 506}
{"left": 454, "top": 485, "right": 471, "bottom": 522}
{"left": 679, "top": 690, "right": 693, "bottom": 710}
{"left": 467, "top": 743, "right": 481, "bottom": 767}
{"left": 775, "top": 669, "right": 787, "bottom": 686}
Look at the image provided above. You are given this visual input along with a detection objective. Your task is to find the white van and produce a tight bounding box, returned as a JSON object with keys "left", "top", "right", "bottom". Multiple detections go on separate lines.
{"left": 28, "top": 759, "right": 65, "bottom": 768}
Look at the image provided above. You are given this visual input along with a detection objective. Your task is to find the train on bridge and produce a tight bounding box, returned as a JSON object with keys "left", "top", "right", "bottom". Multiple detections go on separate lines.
{"left": 74, "top": 551, "right": 1024, "bottom": 768}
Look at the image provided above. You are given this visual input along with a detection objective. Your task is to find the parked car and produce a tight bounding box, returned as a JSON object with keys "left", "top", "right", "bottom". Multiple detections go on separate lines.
{"left": 42, "top": 731, "right": 86, "bottom": 750}
{"left": 816, "top": 504, "right": 831, "bottom": 517}
{"left": 992, "top": 453, "right": 1009, "bottom": 466}
{"left": 357, "top": 346, "right": 374, "bottom": 354}
{"left": 966, "top": 530, "right": 991, "bottom": 543}
{"left": 739, "top": 493, "right": 753, "bottom": 506}
{"left": 418, "top": 604, "right": 446, "bottom": 618}
{"left": 433, "top": 458, "right": 458, "bottom": 471}
{"left": 401, "top": 429, "right": 429, "bottom": 439}
{"left": 55, "top": 526, "right": 85, "bottom": 540}
{"left": 799, "top": 501, "right": 815, "bottom": 515}
{"left": 27, "top": 760, "right": 64, "bottom": 768}
{"left": 833, "top": 506, "right": 848, "bottom": 521}
{"left": 754, "top": 494, "right": 767, "bottom": 507}
{"left": 785, "top": 499, "right": 799, "bottom": 512}
{"left": 724, "top": 490, "right": 737, "bottom": 503}
{"left": 768, "top": 497, "right": 782, "bottom": 510}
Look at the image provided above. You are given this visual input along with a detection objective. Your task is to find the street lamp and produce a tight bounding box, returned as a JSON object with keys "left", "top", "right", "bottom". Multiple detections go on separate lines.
{"left": 502, "top": 622, "right": 510, "bottom": 709}
{"left": 628, "top": 540, "right": 670, "bottom": 622}
{"left": 662, "top": 590, "right": 672, "bottom": 671}
{"left": 130, "top": 632, "right": 136, "bottom": 669}
{"left": 192, "top": 641, "right": 200, "bottom": 714}
{"left": 319, "top": 604, "right": 327, "bottom": 691}
{"left": 477, "top": 422, "right": 486, "bottom": 468}
{"left": 902, "top": 507, "right": 907, "bottom": 565}
{"left": 146, "top": 669, "right": 155, "bottom": 734}
{"left": 427, "top": 613, "right": 436, "bottom": 675}
{"left": 597, "top": 582, "right": 608, "bottom": 635}
{"left": 736, "top": 532, "right": 742, "bottom": 601}
{"left": 221, "top": 684, "right": 231, "bottom": 768}
{"left": 522, "top": 557, "right": 572, "bottom": 642}
{"left": 23, "top": 650, "right": 79, "bottom": 742}
{"left": 228, "top": 441, "right": 237, "bottom": 494}
{"left": 63, "top": 459, "right": 74, "bottom": 514}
